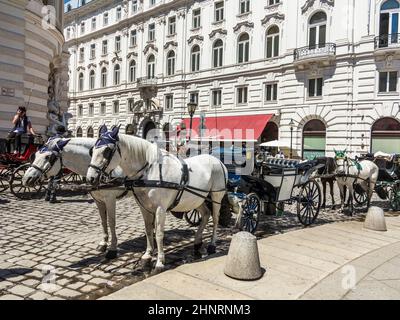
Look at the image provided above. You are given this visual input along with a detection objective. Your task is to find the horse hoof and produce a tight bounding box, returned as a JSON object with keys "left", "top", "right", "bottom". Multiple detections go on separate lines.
{"left": 152, "top": 266, "right": 165, "bottom": 275}
{"left": 193, "top": 250, "right": 202, "bottom": 260}
{"left": 194, "top": 242, "right": 203, "bottom": 252}
{"left": 140, "top": 258, "right": 152, "bottom": 270}
{"left": 105, "top": 250, "right": 117, "bottom": 260}
{"left": 96, "top": 244, "right": 107, "bottom": 253}
{"left": 207, "top": 245, "right": 216, "bottom": 255}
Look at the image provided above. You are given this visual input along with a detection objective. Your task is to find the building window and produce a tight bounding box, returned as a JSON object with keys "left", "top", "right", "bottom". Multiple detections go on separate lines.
{"left": 89, "top": 70, "right": 95, "bottom": 89}
{"left": 102, "top": 40, "right": 108, "bottom": 55}
{"left": 215, "top": 1, "right": 224, "bottom": 22}
{"left": 90, "top": 44, "right": 96, "bottom": 59}
{"left": 147, "top": 54, "right": 155, "bottom": 78}
{"left": 168, "top": 16, "right": 176, "bottom": 35}
{"left": 371, "top": 117, "right": 400, "bottom": 154}
{"left": 268, "top": 0, "right": 280, "bottom": 6}
{"left": 114, "top": 64, "right": 120, "bottom": 85}
{"left": 303, "top": 119, "right": 326, "bottom": 160}
{"left": 239, "top": 0, "right": 250, "bottom": 14}
{"left": 113, "top": 101, "right": 119, "bottom": 114}
{"left": 266, "top": 25, "right": 279, "bottom": 58}
{"left": 130, "top": 30, "right": 137, "bottom": 46}
{"left": 150, "top": 0, "right": 156, "bottom": 6}
{"left": 379, "top": 71, "right": 398, "bottom": 92}
{"left": 191, "top": 45, "right": 200, "bottom": 72}
{"left": 308, "top": 78, "right": 323, "bottom": 97}
{"left": 129, "top": 60, "right": 136, "bottom": 82}
{"left": 116, "top": 7, "right": 121, "bottom": 21}
{"left": 77, "top": 105, "right": 83, "bottom": 117}
{"left": 189, "top": 92, "right": 199, "bottom": 104}
{"left": 76, "top": 127, "right": 82, "bottom": 137}
{"left": 237, "top": 87, "right": 248, "bottom": 104}
{"left": 237, "top": 33, "right": 249, "bottom": 63}
{"left": 88, "top": 103, "right": 94, "bottom": 116}
{"left": 213, "top": 39, "right": 223, "bottom": 68}
{"left": 78, "top": 73, "right": 84, "bottom": 91}
{"left": 115, "top": 35, "right": 121, "bottom": 51}
{"left": 79, "top": 47, "right": 84, "bottom": 62}
{"left": 87, "top": 127, "right": 94, "bottom": 138}
{"left": 212, "top": 90, "right": 222, "bottom": 107}
{"left": 165, "top": 94, "right": 173, "bottom": 110}
{"left": 103, "top": 12, "right": 109, "bottom": 26}
{"left": 91, "top": 17, "right": 96, "bottom": 31}
{"left": 192, "top": 9, "right": 201, "bottom": 29}
{"left": 309, "top": 11, "right": 327, "bottom": 49}
{"left": 100, "top": 102, "right": 106, "bottom": 115}
{"left": 148, "top": 23, "right": 155, "bottom": 41}
{"left": 132, "top": 0, "right": 138, "bottom": 13}
{"left": 166, "top": 51, "right": 175, "bottom": 76}
{"left": 128, "top": 99, "right": 135, "bottom": 113}
{"left": 265, "top": 83, "right": 278, "bottom": 102}
{"left": 379, "top": 0, "right": 400, "bottom": 48}
{"left": 101, "top": 67, "right": 107, "bottom": 87}
{"left": 80, "top": 22, "right": 85, "bottom": 35}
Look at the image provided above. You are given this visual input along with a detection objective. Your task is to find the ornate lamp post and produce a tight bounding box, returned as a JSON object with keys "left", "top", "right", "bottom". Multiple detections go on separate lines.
{"left": 289, "top": 118, "right": 295, "bottom": 159}
{"left": 187, "top": 101, "right": 198, "bottom": 141}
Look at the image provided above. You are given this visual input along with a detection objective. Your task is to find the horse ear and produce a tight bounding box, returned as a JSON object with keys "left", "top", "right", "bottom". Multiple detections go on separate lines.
{"left": 55, "top": 139, "right": 70, "bottom": 151}
{"left": 110, "top": 126, "right": 120, "bottom": 140}
{"left": 99, "top": 124, "right": 108, "bottom": 135}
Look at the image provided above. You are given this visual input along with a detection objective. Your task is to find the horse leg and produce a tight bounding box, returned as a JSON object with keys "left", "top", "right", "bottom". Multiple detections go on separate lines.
{"left": 208, "top": 195, "right": 222, "bottom": 255}
{"left": 193, "top": 203, "right": 211, "bottom": 258}
{"left": 154, "top": 206, "right": 167, "bottom": 272}
{"left": 348, "top": 183, "right": 354, "bottom": 216}
{"left": 338, "top": 182, "right": 345, "bottom": 213}
{"left": 105, "top": 198, "right": 118, "bottom": 260}
{"left": 321, "top": 178, "right": 327, "bottom": 209}
{"left": 140, "top": 206, "right": 155, "bottom": 263}
{"left": 329, "top": 179, "right": 335, "bottom": 209}
{"left": 93, "top": 198, "right": 108, "bottom": 253}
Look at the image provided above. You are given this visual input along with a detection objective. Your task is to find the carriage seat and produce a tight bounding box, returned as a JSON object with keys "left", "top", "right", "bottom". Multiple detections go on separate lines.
{"left": 374, "top": 157, "right": 400, "bottom": 182}
{"left": 262, "top": 158, "right": 300, "bottom": 169}
{"left": 296, "top": 159, "right": 320, "bottom": 173}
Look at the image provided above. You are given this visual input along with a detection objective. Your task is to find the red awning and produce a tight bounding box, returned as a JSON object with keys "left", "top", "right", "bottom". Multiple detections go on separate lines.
{"left": 181, "top": 114, "right": 273, "bottom": 141}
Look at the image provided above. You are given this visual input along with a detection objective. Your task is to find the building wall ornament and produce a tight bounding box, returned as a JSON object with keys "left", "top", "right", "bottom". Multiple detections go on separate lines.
{"left": 76, "top": 66, "right": 86, "bottom": 71}
{"left": 233, "top": 21, "right": 254, "bottom": 34}
{"left": 187, "top": 35, "right": 204, "bottom": 44}
{"left": 301, "top": 0, "right": 334, "bottom": 15}
{"left": 143, "top": 43, "right": 158, "bottom": 54}
{"left": 209, "top": 28, "right": 227, "bottom": 39}
{"left": 87, "top": 63, "right": 96, "bottom": 69}
{"left": 157, "top": 16, "right": 166, "bottom": 25}
{"left": 111, "top": 56, "right": 122, "bottom": 63}
{"left": 177, "top": 9, "right": 186, "bottom": 19}
{"left": 261, "top": 13, "right": 285, "bottom": 26}
{"left": 164, "top": 41, "right": 178, "bottom": 50}
{"left": 127, "top": 52, "right": 138, "bottom": 59}
{"left": 99, "top": 60, "right": 109, "bottom": 66}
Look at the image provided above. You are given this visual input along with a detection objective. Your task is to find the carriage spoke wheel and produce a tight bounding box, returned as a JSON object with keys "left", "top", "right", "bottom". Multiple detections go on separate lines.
{"left": 389, "top": 184, "right": 400, "bottom": 212}
{"left": 62, "top": 172, "right": 84, "bottom": 184}
{"left": 297, "top": 181, "right": 321, "bottom": 226}
{"left": 240, "top": 193, "right": 261, "bottom": 234}
{"left": 0, "top": 167, "right": 11, "bottom": 192}
{"left": 184, "top": 209, "right": 202, "bottom": 227}
{"left": 353, "top": 183, "right": 368, "bottom": 206}
{"left": 9, "top": 163, "right": 45, "bottom": 200}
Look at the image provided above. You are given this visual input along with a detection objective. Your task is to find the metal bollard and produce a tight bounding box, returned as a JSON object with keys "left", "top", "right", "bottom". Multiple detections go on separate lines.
{"left": 364, "top": 206, "right": 387, "bottom": 232}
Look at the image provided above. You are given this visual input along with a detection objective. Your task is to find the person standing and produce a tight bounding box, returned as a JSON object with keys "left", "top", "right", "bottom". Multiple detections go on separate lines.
{"left": 7, "top": 106, "right": 36, "bottom": 154}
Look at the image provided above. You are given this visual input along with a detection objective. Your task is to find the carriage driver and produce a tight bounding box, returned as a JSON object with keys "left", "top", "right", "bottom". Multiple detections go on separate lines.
{"left": 7, "top": 106, "right": 36, "bottom": 154}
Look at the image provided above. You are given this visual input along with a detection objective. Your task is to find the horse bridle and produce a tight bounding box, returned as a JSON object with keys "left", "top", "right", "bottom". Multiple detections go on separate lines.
{"left": 88, "top": 142, "right": 121, "bottom": 179}
{"left": 31, "top": 151, "right": 62, "bottom": 178}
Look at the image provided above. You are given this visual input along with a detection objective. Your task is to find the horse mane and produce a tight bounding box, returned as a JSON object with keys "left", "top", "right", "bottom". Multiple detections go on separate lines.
{"left": 117, "top": 134, "right": 157, "bottom": 169}
{"left": 316, "top": 156, "right": 336, "bottom": 175}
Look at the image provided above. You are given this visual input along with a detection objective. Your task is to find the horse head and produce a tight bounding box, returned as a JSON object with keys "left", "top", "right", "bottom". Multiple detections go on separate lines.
{"left": 23, "top": 138, "right": 70, "bottom": 187}
{"left": 86, "top": 125, "right": 122, "bottom": 186}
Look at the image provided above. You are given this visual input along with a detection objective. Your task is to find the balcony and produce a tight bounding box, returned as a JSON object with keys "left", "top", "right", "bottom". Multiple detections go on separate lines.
{"left": 293, "top": 43, "right": 336, "bottom": 69}
{"left": 137, "top": 77, "right": 158, "bottom": 88}
{"left": 137, "top": 77, "right": 158, "bottom": 100}
{"left": 374, "top": 34, "right": 400, "bottom": 56}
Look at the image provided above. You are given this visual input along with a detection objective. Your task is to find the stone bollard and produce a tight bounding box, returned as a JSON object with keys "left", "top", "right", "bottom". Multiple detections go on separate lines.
{"left": 224, "top": 231, "right": 263, "bottom": 281}
{"left": 364, "top": 206, "right": 387, "bottom": 231}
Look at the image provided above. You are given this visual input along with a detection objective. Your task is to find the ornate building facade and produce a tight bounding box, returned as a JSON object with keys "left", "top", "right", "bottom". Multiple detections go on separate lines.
{"left": 65, "top": 0, "right": 400, "bottom": 158}
{"left": 0, "top": 0, "right": 70, "bottom": 138}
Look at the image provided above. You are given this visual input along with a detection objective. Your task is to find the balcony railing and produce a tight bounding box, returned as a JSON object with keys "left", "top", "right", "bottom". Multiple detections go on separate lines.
{"left": 294, "top": 43, "right": 336, "bottom": 61}
{"left": 137, "top": 77, "right": 158, "bottom": 87}
{"left": 374, "top": 34, "right": 400, "bottom": 49}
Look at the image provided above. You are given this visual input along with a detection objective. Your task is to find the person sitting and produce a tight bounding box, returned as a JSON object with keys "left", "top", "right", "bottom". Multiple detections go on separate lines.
{"left": 7, "top": 106, "right": 36, "bottom": 154}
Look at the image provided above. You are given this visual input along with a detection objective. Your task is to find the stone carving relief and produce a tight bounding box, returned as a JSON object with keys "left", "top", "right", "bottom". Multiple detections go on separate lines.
{"left": 187, "top": 35, "right": 204, "bottom": 45}
{"left": 233, "top": 21, "right": 254, "bottom": 34}
{"left": 209, "top": 28, "right": 227, "bottom": 39}
{"left": 261, "top": 13, "right": 285, "bottom": 27}
{"left": 301, "top": 0, "right": 334, "bottom": 15}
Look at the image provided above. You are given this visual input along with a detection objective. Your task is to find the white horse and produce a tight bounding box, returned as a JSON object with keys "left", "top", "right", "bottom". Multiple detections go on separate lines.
{"left": 86, "top": 126, "right": 228, "bottom": 272}
{"left": 334, "top": 150, "right": 379, "bottom": 214}
{"left": 22, "top": 137, "right": 128, "bottom": 259}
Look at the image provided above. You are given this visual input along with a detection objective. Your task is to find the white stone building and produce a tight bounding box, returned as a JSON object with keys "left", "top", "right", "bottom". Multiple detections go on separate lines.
{"left": 0, "top": 0, "right": 69, "bottom": 139}
{"left": 64, "top": 0, "right": 400, "bottom": 158}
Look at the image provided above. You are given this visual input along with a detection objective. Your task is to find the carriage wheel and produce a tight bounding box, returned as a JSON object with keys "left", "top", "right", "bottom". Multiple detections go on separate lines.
{"left": 297, "top": 180, "right": 321, "bottom": 226}
{"left": 0, "top": 167, "right": 11, "bottom": 192}
{"left": 62, "top": 172, "right": 84, "bottom": 184}
{"left": 9, "top": 163, "right": 45, "bottom": 200}
{"left": 389, "top": 184, "right": 400, "bottom": 212}
{"left": 353, "top": 188, "right": 368, "bottom": 206}
{"left": 184, "top": 209, "right": 202, "bottom": 227}
{"left": 240, "top": 193, "right": 261, "bottom": 234}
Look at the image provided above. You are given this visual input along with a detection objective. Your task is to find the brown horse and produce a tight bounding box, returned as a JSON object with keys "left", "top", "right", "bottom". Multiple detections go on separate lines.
{"left": 316, "top": 157, "right": 337, "bottom": 209}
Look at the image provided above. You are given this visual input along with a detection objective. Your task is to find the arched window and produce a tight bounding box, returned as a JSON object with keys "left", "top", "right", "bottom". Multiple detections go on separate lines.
{"left": 213, "top": 39, "right": 223, "bottom": 68}
{"left": 379, "top": 0, "right": 400, "bottom": 47}
{"left": 166, "top": 51, "right": 175, "bottom": 76}
{"left": 302, "top": 119, "right": 326, "bottom": 160}
{"left": 147, "top": 54, "right": 155, "bottom": 79}
{"left": 191, "top": 45, "right": 200, "bottom": 72}
{"left": 101, "top": 67, "right": 107, "bottom": 87}
{"left": 129, "top": 60, "right": 136, "bottom": 82}
{"left": 114, "top": 64, "right": 120, "bottom": 85}
{"left": 238, "top": 33, "right": 249, "bottom": 63}
{"left": 78, "top": 72, "right": 84, "bottom": 91}
{"left": 266, "top": 25, "right": 279, "bottom": 58}
{"left": 87, "top": 126, "right": 94, "bottom": 138}
{"left": 371, "top": 117, "right": 400, "bottom": 153}
{"left": 76, "top": 127, "right": 82, "bottom": 137}
{"left": 309, "top": 11, "right": 327, "bottom": 49}
{"left": 89, "top": 70, "right": 95, "bottom": 90}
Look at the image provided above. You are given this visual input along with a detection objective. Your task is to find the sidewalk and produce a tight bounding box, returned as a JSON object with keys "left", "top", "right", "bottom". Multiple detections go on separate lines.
{"left": 101, "top": 215, "right": 400, "bottom": 300}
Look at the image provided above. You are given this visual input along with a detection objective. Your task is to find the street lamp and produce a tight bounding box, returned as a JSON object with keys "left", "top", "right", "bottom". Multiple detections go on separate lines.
{"left": 289, "top": 119, "right": 295, "bottom": 159}
{"left": 187, "top": 101, "right": 198, "bottom": 141}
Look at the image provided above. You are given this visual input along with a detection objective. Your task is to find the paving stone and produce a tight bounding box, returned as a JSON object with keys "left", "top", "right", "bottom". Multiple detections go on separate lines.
{"left": 0, "top": 294, "right": 24, "bottom": 300}
{"left": 55, "top": 288, "right": 82, "bottom": 298}
{"left": 8, "top": 285, "right": 35, "bottom": 297}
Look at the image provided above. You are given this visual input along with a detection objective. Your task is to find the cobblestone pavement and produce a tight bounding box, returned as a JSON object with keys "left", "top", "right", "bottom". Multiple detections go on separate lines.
{"left": 0, "top": 185, "right": 394, "bottom": 300}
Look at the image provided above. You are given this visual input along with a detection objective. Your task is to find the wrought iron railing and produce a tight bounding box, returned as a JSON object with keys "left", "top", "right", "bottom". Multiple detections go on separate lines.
{"left": 293, "top": 43, "right": 336, "bottom": 61}
{"left": 374, "top": 34, "right": 400, "bottom": 49}
{"left": 137, "top": 77, "right": 158, "bottom": 87}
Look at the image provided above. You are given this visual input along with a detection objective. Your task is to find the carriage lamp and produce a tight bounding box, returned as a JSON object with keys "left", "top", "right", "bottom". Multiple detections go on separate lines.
{"left": 289, "top": 118, "right": 295, "bottom": 159}
{"left": 187, "top": 101, "right": 198, "bottom": 141}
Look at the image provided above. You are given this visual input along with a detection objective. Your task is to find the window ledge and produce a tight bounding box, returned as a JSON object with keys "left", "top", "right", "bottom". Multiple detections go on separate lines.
{"left": 265, "top": 3, "right": 281, "bottom": 10}
{"left": 236, "top": 11, "right": 251, "bottom": 18}
{"left": 101, "top": 53, "right": 108, "bottom": 57}
{"left": 377, "top": 92, "right": 399, "bottom": 96}
{"left": 190, "top": 26, "right": 202, "bottom": 32}
{"left": 129, "top": 44, "right": 137, "bottom": 49}
{"left": 307, "top": 96, "right": 323, "bottom": 101}
{"left": 264, "top": 100, "right": 278, "bottom": 105}
{"left": 166, "top": 33, "right": 177, "bottom": 38}
{"left": 212, "top": 19, "right": 225, "bottom": 26}
{"left": 147, "top": 40, "right": 155, "bottom": 44}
